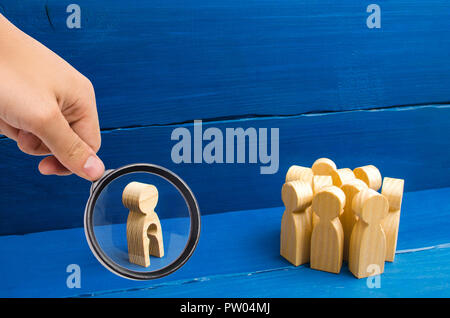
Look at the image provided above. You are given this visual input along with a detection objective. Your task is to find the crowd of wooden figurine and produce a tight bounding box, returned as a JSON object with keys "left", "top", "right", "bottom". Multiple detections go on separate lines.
{"left": 280, "top": 158, "right": 404, "bottom": 279}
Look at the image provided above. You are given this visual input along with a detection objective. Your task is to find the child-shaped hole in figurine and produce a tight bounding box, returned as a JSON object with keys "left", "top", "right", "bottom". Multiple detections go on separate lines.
{"left": 122, "top": 182, "right": 164, "bottom": 267}
{"left": 310, "top": 186, "right": 345, "bottom": 274}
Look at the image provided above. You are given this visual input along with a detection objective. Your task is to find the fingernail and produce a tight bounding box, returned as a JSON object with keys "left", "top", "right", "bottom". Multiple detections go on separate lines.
{"left": 83, "top": 155, "right": 105, "bottom": 180}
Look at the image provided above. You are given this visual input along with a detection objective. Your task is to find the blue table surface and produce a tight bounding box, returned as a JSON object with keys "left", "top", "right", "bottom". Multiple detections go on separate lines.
{"left": 0, "top": 186, "right": 449, "bottom": 297}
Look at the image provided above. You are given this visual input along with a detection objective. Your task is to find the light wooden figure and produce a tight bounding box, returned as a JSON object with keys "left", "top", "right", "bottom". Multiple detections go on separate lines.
{"left": 310, "top": 186, "right": 345, "bottom": 274}
{"left": 353, "top": 165, "right": 382, "bottom": 191}
{"left": 331, "top": 168, "right": 355, "bottom": 187}
{"left": 310, "top": 175, "right": 333, "bottom": 228}
{"left": 340, "top": 179, "right": 367, "bottom": 261}
{"left": 381, "top": 177, "right": 404, "bottom": 262}
{"left": 280, "top": 181, "right": 314, "bottom": 266}
{"left": 285, "top": 165, "right": 313, "bottom": 184}
{"left": 311, "top": 158, "right": 337, "bottom": 176}
{"left": 312, "top": 175, "right": 333, "bottom": 194}
{"left": 123, "top": 181, "right": 164, "bottom": 267}
{"left": 349, "top": 188, "right": 388, "bottom": 278}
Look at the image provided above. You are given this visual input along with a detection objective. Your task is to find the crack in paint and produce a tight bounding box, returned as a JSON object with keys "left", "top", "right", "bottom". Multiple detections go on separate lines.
{"left": 44, "top": 3, "right": 55, "bottom": 30}
{"left": 98, "top": 103, "right": 450, "bottom": 134}
{"left": 0, "top": 103, "right": 448, "bottom": 141}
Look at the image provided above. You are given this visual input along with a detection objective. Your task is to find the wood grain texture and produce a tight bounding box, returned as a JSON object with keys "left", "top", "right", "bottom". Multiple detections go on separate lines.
{"left": 312, "top": 175, "right": 333, "bottom": 194}
{"left": 1, "top": 1, "right": 450, "bottom": 128}
{"left": 354, "top": 165, "right": 382, "bottom": 191}
{"left": 0, "top": 105, "right": 449, "bottom": 235}
{"left": 349, "top": 189, "right": 388, "bottom": 278}
{"left": 285, "top": 165, "right": 313, "bottom": 183}
{"left": 381, "top": 177, "right": 404, "bottom": 262}
{"left": 311, "top": 158, "right": 336, "bottom": 176}
{"left": 331, "top": 168, "right": 355, "bottom": 187}
{"left": 280, "top": 181, "right": 313, "bottom": 266}
{"left": 310, "top": 186, "right": 345, "bottom": 274}
{"left": 311, "top": 175, "right": 333, "bottom": 228}
{"left": 311, "top": 158, "right": 336, "bottom": 228}
{"left": 340, "top": 179, "right": 368, "bottom": 261}
{"left": 0, "top": 186, "right": 449, "bottom": 297}
{"left": 123, "top": 182, "right": 164, "bottom": 267}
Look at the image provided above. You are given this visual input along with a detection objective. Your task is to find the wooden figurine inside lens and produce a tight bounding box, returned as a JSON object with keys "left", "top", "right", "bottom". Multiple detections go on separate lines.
{"left": 122, "top": 182, "right": 164, "bottom": 267}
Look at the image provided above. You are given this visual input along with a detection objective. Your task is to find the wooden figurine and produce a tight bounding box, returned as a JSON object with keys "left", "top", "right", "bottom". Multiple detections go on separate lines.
{"left": 310, "top": 175, "right": 333, "bottom": 228}
{"left": 311, "top": 158, "right": 337, "bottom": 176}
{"left": 312, "top": 175, "right": 333, "bottom": 194}
{"left": 285, "top": 165, "right": 313, "bottom": 184}
{"left": 381, "top": 177, "right": 405, "bottom": 262}
{"left": 349, "top": 188, "right": 389, "bottom": 278}
{"left": 331, "top": 168, "right": 355, "bottom": 187}
{"left": 280, "top": 181, "right": 314, "bottom": 266}
{"left": 353, "top": 165, "right": 382, "bottom": 191}
{"left": 340, "top": 179, "right": 367, "bottom": 261}
{"left": 310, "top": 186, "right": 345, "bottom": 274}
{"left": 123, "top": 181, "right": 164, "bottom": 267}
{"left": 310, "top": 158, "right": 336, "bottom": 230}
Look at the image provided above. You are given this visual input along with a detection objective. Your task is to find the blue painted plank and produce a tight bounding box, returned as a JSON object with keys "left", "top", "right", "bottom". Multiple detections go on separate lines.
{"left": 95, "top": 246, "right": 450, "bottom": 298}
{"left": 0, "top": 1, "right": 449, "bottom": 127}
{"left": 0, "top": 187, "right": 449, "bottom": 297}
{"left": 0, "top": 105, "right": 449, "bottom": 235}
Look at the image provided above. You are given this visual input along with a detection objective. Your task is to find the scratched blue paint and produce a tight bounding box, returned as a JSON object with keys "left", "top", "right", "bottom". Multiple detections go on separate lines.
{"left": 0, "top": 105, "right": 449, "bottom": 235}
{"left": 0, "top": 0, "right": 449, "bottom": 127}
{"left": 98, "top": 247, "right": 450, "bottom": 298}
{"left": 0, "top": 187, "right": 449, "bottom": 297}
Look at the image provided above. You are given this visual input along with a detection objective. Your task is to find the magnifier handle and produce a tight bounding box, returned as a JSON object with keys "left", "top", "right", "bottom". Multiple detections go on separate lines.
{"left": 90, "top": 169, "right": 115, "bottom": 195}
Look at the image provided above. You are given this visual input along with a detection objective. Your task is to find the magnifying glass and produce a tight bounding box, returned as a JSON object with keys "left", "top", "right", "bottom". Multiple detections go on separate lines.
{"left": 84, "top": 163, "right": 201, "bottom": 280}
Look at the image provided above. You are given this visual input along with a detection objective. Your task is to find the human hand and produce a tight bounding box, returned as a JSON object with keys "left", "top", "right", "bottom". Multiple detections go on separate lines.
{"left": 0, "top": 14, "right": 104, "bottom": 181}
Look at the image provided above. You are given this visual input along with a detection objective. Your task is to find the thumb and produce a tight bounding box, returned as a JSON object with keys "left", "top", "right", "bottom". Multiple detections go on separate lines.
{"left": 32, "top": 110, "right": 105, "bottom": 181}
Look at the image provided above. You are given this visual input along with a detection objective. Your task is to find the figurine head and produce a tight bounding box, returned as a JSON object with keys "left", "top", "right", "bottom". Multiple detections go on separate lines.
{"left": 122, "top": 182, "right": 159, "bottom": 214}
{"left": 312, "top": 186, "right": 346, "bottom": 221}
{"left": 352, "top": 188, "right": 388, "bottom": 224}
{"left": 282, "top": 180, "right": 313, "bottom": 213}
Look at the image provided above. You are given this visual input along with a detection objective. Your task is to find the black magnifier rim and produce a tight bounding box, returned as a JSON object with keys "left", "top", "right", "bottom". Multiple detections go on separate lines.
{"left": 84, "top": 163, "right": 201, "bottom": 280}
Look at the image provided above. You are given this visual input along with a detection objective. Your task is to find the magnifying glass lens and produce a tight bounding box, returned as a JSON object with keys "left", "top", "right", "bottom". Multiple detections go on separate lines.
{"left": 92, "top": 171, "right": 191, "bottom": 274}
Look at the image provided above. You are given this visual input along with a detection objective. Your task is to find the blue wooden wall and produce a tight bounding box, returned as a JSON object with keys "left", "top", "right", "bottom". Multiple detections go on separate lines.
{"left": 0, "top": 1, "right": 449, "bottom": 235}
